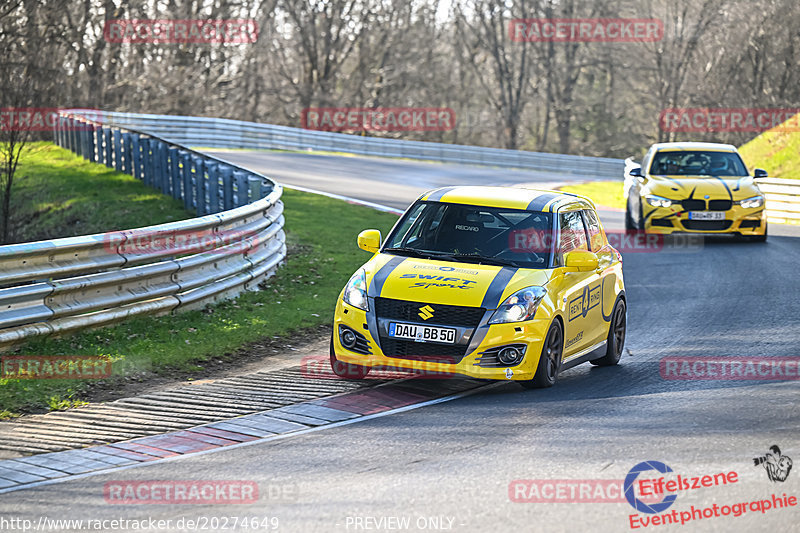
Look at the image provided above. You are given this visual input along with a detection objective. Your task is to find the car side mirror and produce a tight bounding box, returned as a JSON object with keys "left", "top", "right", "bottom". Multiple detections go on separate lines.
{"left": 357, "top": 229, "right": 381, "bottom": 253}
{"left": 754, "top": 168, "right": 768, "bottom": 178}
{"left": 629, "top": 167, "right": 644, "bottom": 178}
{"left": 564, "top": 250, "right": 599, "bottom": 272}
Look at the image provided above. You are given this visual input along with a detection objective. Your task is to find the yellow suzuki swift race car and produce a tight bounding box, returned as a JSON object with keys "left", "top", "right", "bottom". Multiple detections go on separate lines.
{"left": 330, "top": 186, "right": 626, "bottom": 388}
{"left": 624, "top": 142, "right": 767, "bottom": 241}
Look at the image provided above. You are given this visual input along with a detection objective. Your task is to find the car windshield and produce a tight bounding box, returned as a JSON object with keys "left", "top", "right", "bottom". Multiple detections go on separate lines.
{"left": 383, "top": 201, "right": 554, "bottom": 268}
{"left": 650, "top": 150, "right": 749, "bottom": 176}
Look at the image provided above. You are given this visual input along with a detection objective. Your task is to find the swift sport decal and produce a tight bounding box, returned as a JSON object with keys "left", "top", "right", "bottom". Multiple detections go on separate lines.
{"left": 400, "top": 273, "right": 478, "bottom": 290}
{"left": 568, "top": 283, "right": 601, "bottom": 321}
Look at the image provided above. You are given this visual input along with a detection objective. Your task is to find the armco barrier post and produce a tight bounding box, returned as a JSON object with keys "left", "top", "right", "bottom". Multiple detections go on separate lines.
{"left": 169, "top": 147, "right": 181, "bottom": 199}
{"left": 160, "top": 143, "right": 170, "bottom": 196}
{"left": 151, "top": 140, "right": 162, "bottom": 191}
{"left": 248, "top": 176, "right": 261, "bottom": 203}
{"left": 194, "top": 156, "right": 206, "bottom": 215}
{"left": 68, "top": 118, "right": 76, "bottom": 154}
{"left": 79, "top": 122, "right": 88, "bottom": 159}
{"left": 113, "top": 130, "right": 122, "bottom": 172}
{"left": 206, "top": 163, "right": 220, "bottom": 213}
{"left": 103, "top": 128, "right": 113, "bottom": 167}
{"left": 54, "top": 117, "right": 62, "bottom": 147}
{"left": 221, "top": 166, "right": 234, "bottom": 210}
{"left": 121, "top": 133, "right": 131, "bottom": 174}
{"left": 181, "top": 152, "right": 194, "bottom": 210}
{"left": 142, "top": 138, "right": 153, "bottom": 187}
{"left": 131, "top": 134, "right": 141, "bottom": 179}
{"left": 234, "top": 170, "right": 248, "bottom": 206}
{"left": 94, "top": 125, "right": 103, "bottom": 164}
{"left": 88, "top": 125, "right": 98, "bottom": 163}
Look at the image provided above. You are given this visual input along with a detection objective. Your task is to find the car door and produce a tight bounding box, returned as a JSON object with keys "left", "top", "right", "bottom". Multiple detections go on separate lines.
{"left": 552, "top": 209, "right": 600, "bottom": 357}
{"left": 582, "top": 208, "right": 616, "bottom": 346}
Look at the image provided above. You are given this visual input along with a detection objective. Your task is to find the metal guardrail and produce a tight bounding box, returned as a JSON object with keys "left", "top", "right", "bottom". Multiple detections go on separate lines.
{"left": 624, "top": 158, "right": 799, "bottom": 224}
{"left": 0, "top": 113, "right": 286, "bottom": 352}
{"left": 754, "top": 178, "right": 800, "bottom": 225}
{"left": 91, "top": 111, "right": 625, "bottom": 180}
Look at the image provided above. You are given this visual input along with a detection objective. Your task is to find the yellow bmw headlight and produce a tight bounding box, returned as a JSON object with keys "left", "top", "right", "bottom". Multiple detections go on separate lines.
{"left": 737, "top": 196, "right": 764, "bottom": 209}
{"left": 645, "top": 195, "right": 674, "bottom": 208}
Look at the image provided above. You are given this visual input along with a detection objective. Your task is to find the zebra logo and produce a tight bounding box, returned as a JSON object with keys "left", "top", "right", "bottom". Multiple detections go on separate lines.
{"left": 753, "top": 445, "right": 793, "bottom": 482}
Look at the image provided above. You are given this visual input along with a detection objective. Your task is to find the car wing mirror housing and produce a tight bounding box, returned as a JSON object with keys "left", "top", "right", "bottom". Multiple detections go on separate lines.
{"left": 754, "top": 168, "right": 768, "bottom": 178}
{"left": 564, "top": 250, "right": 599, "bottom": 272}
{"left": 357, "top": 229, "right": 382, "bottom": 253}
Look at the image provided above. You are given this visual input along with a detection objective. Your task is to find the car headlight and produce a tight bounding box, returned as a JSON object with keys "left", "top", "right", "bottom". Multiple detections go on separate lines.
{"left": 489, "top": 286, "right": 547, "bottom": 324}
{"left": 737, "top": 196, "right": 764, "bottom": 209}
{"left": 342, "top": 269, "right": 369, "bottom": 311}
{"left": 645, "top": 195, "right": 673, "bottom": 208}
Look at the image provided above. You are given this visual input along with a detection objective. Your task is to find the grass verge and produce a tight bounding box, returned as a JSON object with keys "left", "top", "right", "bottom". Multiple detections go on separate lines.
{"left": 4, "top": 142, "right": 193, "bottom": 244}
{"left": 739, "top": 124, "right": 800, "bottom": 180}
{"left": 559, "top": 181, "right": 625, "bottom": 210}
{"left": 0, "top": 188, "right": 398, "bottom": 417}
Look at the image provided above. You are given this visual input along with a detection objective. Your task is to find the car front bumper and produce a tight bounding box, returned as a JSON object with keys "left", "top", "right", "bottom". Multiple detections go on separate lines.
{"left": 332, "top": 299, "right": 551, "bottom": 381}
{"left": 643, "top": 205, "right": 766, "bottom": 235}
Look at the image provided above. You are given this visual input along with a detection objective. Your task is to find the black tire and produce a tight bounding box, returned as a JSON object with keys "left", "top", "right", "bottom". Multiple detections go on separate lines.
{"left": 329, "top": 335, "right": 370, "bottom": 379}
{"left": 521, "top": 321, "right": 563, "bottom": 389}
{"left": 591, "top": 299, "right": 626, "bottom": 366}
{"left": 625, "top": 196, "right": 636, "bottom": 231}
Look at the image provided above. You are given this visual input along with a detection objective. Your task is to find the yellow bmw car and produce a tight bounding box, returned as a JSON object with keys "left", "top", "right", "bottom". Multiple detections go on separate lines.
{"left": 624, "top": 142, "right": 767, "bottom": 241}
{"left": 330, "top": 186, "right": 626, "bottom": 388}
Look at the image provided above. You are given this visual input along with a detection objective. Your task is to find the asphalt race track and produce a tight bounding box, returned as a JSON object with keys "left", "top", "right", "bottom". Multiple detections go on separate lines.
{"left": 2, "top": 152, "right": 798, "bottom": 532}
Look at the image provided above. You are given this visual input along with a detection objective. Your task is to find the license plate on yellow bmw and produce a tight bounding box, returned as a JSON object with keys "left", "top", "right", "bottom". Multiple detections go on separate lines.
{"left": 688, "top": 211, "right": 725, "bottom": 220}
{"left": 388, "top": 323, "right": 457, "bottom": 343}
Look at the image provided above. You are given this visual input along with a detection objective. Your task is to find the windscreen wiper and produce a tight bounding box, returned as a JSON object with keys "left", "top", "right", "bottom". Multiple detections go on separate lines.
{"left": 382, "top": 247, "right": 441, "bottom": 259}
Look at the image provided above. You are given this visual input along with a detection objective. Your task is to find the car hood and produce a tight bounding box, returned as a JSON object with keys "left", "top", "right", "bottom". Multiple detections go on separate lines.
{"left": 645, "top": 175, "right": 761, "bottom": 200}
{"left": 363, "top": 254, "right": 551, "bottom": 309}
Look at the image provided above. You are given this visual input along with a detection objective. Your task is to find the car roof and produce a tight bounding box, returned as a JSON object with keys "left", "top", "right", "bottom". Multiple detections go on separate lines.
{"left": 419, "top": 185, "right": 594, "bottom": 213}
{"left": 651, "top": 142, "right": 739, "bottom": 153}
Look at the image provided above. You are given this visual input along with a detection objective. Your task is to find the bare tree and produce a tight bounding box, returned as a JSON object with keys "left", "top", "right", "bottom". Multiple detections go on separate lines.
{"left": 454, "top": 0, "right": 535, "bottom": 150}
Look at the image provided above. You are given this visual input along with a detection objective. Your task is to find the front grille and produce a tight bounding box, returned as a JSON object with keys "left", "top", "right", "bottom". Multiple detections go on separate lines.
{"left": 681, "top": 220, "right": 733, "bottom": 231}
{"left": 379, "top": 338, "right": 466, "bottom": 364}
{"left": 374, "top": 297, "right": 485, "bottom": 328}
{"left": 708, "top": 199, "right": 732, "bottom": 211}
{"left": 651, "top": 218, "right": 673, "bottom": 227}
{"left": 681, "top": 199, "right": 706, "bottom": 211}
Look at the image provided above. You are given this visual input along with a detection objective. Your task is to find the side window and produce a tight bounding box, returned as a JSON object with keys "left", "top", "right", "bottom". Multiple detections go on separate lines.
{"left": 558, "top": 210, "right": 589, "bottom": 255}
{"left": 582, "top": 210, "right": 604, "bottom": 251}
